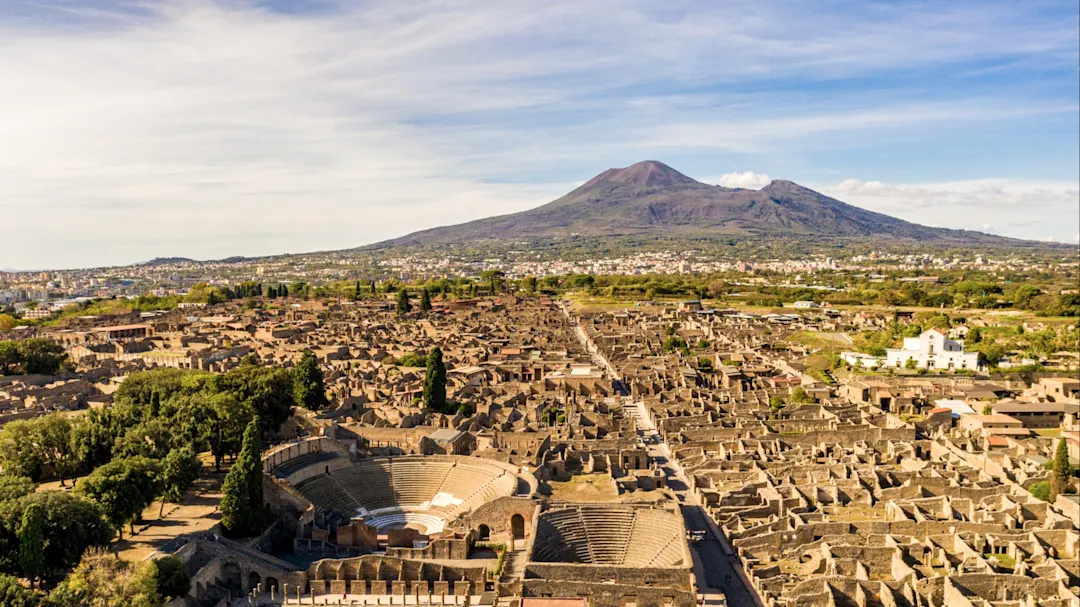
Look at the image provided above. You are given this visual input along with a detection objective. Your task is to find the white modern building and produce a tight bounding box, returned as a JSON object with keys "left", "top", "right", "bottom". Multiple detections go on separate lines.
{"left": 840, "top": 352, "right": 884, "bottom": 368}
{"left": 886, "top": 328, "right": 980, "bottom": 370}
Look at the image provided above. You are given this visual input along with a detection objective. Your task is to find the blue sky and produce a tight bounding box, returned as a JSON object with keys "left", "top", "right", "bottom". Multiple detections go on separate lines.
{"left": 1, "top": 0, "right": 1077, "bottom": 269}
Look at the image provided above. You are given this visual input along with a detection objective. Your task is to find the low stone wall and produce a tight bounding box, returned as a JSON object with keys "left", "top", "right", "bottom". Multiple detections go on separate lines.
{"left": 261, "top": 436, "right": 352, "bottom": 474}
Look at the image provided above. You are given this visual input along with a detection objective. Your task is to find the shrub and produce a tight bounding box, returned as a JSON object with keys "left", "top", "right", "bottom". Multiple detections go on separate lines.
{"left": 1029, "top": 481, "right": 1052, "bottom": 502}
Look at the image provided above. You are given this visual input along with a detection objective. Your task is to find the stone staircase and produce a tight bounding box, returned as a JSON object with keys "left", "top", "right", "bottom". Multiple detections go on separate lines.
{"left": 499, "top": 548, "right": 527, "bottom": 583}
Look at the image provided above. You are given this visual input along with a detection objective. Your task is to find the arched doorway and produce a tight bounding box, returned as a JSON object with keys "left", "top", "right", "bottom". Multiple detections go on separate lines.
{"left": 247, "top": 571, "right": 261, "bottom": 593}
{"left": 222, "top": 562, "right": 242, "bottom": 591}
{"left": 266, "top": 577, "right": 279, "bottom": 593}
{"left": 511, "top": 514, "right": 525, "bottom": 540}
{"left": 477, "top": 524, "right": 490, "bottom": 541}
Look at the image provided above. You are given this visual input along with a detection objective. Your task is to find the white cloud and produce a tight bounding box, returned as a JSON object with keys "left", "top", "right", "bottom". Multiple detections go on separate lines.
{"left": 713, "top": 171, "right": 772, "bottom": 189}
{"left": 817, "top": 178, "right": 1080, "bottom": 243}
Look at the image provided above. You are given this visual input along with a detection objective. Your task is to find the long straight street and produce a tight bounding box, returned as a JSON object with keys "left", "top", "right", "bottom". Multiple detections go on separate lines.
{"left": 564, "top": 304, "right": 761, "bottom": 606}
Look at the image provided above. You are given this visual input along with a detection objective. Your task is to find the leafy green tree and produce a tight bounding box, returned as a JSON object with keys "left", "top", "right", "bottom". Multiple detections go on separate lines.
{"left": 17, "top": 503, "right": 45, "bottom": 588}
{"left": 70, "top": 411, "right": 115, "bottom": 474}
{"left": 220, "top": 418, "right": 267, "bottom": 537}
{"left": 0, "top": 477, "right": 34, "bottom": 503}
{"left": 158, "top": 448, "right": 201, "bottom": 518}
{"left": 353, "top": 280, "right": 362, "bottom": 301}
{"left": 790, "top": 387, "right": 813, "bottom": 404}
{"left": 0, "top": 574, "right": 39, "bottom": 607}
{"left": 0, "top": 421, "right": 44, "bottom": 481}
{"left": 113, "top": 418, "right": 174, "bottom": 461}
{"left": 420, "top": 288, "right": 432, "bottom": 312}
{"left": 0, "top": 315, "right": 15, "bottom": 332}
{"left": 153, "top": 555, "right": 190, "bottom": 601}
{"left": 206, "top": 393, "right": 253, "bottom": 473}
{"left": 976, "top": 343, "right": 1004, "bottom": 368}
{"left": 75, "top": 457, "right": 161, "bottom": 540}
{"left": 291, "top": 350, "right": 327, "bottom": 412}
{"left": 213, "top": 365, "right": 293, "bottom": 435}
{"left": 866, "top": 346, "right": 887, "bottom": 358}
{"left": 904, "top": 359, "right": 918, "bottom": 370}
{"left": 480, "top": 270, "right": 505, "bottom": 295}
{"left": 1051, "top": 437, "right": 1071, "bottom": 501}
{"left": 396, "top": 289, "right": 412, "bottom": 315}
{"left": 522, "top": 276, "right": 537, "bottom": 294}
{"left": 0, "top": 492, "right": 111, "bottom": 582}
{"left": 423, "top": 347, "right": 447, "bottom": 412}
{"left": 0, "top": 343, "right": 18, "bottom": 376}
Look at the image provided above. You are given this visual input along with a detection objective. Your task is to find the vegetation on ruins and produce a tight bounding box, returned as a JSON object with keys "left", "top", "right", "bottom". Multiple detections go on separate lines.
{"left": 45, "top": 548, "right": 162, "bottom": 607}
{"left": 789, "top": 387, "right": 813, "bottom": 404}
{"left": 219, "top": 418, "right": 268, "bottom": 537}
{"left": 1029, "top": 481, "right": 1052, "bottom": 502}
{"left": 396, "top": 352, "right": 426, "bottom": 368}
{"left": 423, "top": 346, "right": 447, "bottom": 412}
{"left": 292, "top": 349, "right": 328, "bottom": 412}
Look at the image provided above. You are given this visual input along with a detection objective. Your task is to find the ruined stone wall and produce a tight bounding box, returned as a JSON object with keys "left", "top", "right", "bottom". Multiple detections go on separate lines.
{"left": 521, "top": 580, "right": 695, "bottom": 607}
{"left": 454, "top": 497, "right": 540, "bottom": 545}
{"left": 523, "top": 564, "right": 692, "bottom": 591}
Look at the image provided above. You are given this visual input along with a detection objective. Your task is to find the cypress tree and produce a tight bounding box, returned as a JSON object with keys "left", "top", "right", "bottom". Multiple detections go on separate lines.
{"left": 292, "top": 350, "right": 328, "bottom": 412}
{"left": 423, "top": 347, "right": 447, "bottom": 412}
{"left": 18, "top": 502, "right": 46, "bottom": 588}
{"left": 220, "top": 418, "right": 266, "bottom": 537}
{"left": 396, "top": 290, "right": 412, "bottom": 315}
{"left": 370, "top": 280, "right": 377, "bottom": 294}
{"left": 1051, "top": 437, "right": 1071, "bottom": 501}
{"left": 353, "top": 281, "right": 362, "bottom": 300}
{"left": 420, "top": 288, "right": 432, "bottom": 312}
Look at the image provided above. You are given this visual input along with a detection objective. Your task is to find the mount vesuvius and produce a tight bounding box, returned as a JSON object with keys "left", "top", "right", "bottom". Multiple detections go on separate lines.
{"left": 369, "top": 161, "right": 1032, "bottom": 249}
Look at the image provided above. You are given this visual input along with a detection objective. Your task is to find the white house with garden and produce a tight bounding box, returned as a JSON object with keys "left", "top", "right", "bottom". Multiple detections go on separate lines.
{"left": 886, "top": 328, "right": 980, "bottom": 370}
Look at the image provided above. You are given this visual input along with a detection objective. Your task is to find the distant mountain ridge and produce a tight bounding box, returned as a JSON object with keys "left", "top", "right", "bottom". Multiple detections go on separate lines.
{"left": 371, "top": 161, "right": 1031, "bottom": 249}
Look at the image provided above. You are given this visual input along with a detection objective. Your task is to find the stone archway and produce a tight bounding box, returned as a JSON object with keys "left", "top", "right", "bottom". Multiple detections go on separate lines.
{"left": 266, "top": 576, "right": 279, "bottom": 593}
{"left": 511, "top": 514, "right": 525, "bottom": 540}
{"left": 222, "top": 562, "right": 242, "bottom": 592}
{"left": 247, "top": 571, "right": 261, "bottom": 593}
{"left": 477, "top": 524, "right": 491, "bottom": 541}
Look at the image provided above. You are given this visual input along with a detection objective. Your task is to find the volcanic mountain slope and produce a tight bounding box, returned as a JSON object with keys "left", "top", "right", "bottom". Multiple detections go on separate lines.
{"left": 371, "top": 161, "right": 1022, "bottom": 248}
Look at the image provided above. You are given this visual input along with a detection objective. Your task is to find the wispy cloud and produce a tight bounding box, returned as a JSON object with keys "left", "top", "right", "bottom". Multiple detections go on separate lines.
{"left": 818, "top": 178, "right": 1080, "bottom": 242}
{"left": 0, "top": 0, "right": 1077, "bottom": 268}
